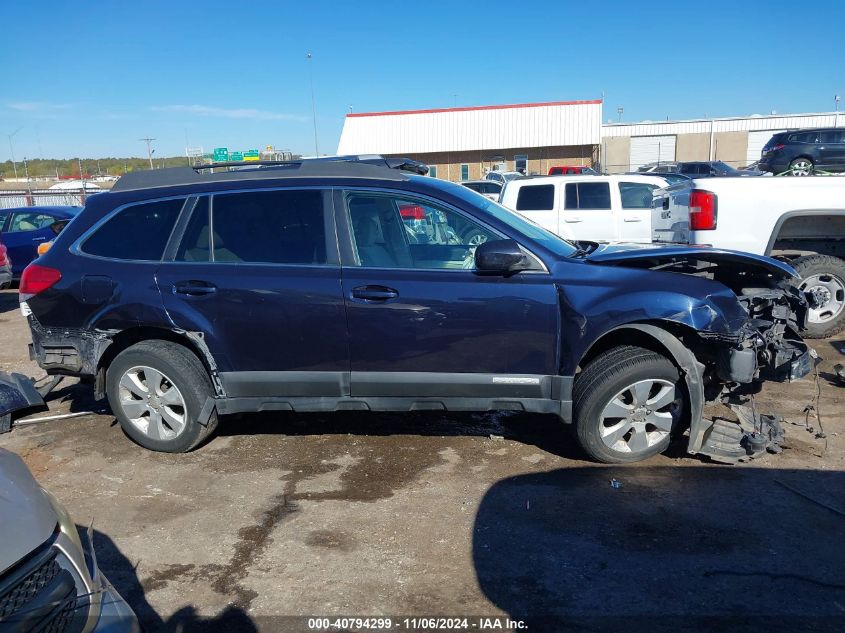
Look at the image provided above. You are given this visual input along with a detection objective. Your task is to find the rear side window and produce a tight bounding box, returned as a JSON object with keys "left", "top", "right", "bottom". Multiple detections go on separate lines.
{"left": 516, "top": 185, "right": 555, "bottom": 211}
{"left": 178, "top": 189, "right": 327, "bottom": 264}
{"left": 564, "top": 182, "right": 611, "bottom": 210}
{"left": 480, "top": 182, "right": 501, "bottom": 194}
{"left": 82, "top": 198, "right": 184, "bottom": 260}
{"left": 789, "top": 132, "right": 819, "bottom": 143}
{"left": 619, "top": 182, "right": 658, "bottom": 209}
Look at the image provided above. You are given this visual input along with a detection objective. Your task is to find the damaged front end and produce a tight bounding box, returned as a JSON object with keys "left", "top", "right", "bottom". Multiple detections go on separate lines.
{"left": 587, "top": 244, "right": 815, "bottom": 463}
{"left": 711, "top": 281, "right": 812, "bottom": 385}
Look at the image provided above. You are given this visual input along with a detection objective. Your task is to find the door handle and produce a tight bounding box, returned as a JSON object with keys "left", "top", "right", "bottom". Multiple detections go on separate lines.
{"left": 623, "top": 217, "right": 642, "bottom": 222}
{"left": 564, "top": 217, "right": 582, "bottom": 223}
{"left": 352, "top": 285, "right": 398, "bottom": 301}
{"left": 173, "top": 281, "right": 217, "bottom": 296}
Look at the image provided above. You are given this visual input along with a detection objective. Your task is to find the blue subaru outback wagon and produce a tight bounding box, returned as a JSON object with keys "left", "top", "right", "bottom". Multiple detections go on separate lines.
{"left": 19, "top": 157, "right": 811, "bottom": 463}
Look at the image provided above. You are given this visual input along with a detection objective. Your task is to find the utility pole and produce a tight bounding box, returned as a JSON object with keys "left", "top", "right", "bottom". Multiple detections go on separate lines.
{"left": 6, "top": 127, "right": 22, "bottom": 180}
{"left": 140, "top": 137, "right": 155, "bottom": 169}
{"left": 306, "top": 52, "right": 318, "bottom": 155}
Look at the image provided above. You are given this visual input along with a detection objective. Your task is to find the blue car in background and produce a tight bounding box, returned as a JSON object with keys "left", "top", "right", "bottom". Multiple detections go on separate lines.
{"left": 0, "top": 206, "right": 80, "bottom": 280}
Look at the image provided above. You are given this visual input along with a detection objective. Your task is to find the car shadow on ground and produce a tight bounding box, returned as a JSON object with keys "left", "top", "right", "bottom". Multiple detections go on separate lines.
{"left": 92, "top": 529, "right": 259, "bottom": 632}
{"left": 216, "top": 410, "right": 593, "bottom": 461}
{"left": 0, "top": 289, "right": 19, "bottom": 315}
{"left": 473, "top": 465, "right": 845, "bottom": 632}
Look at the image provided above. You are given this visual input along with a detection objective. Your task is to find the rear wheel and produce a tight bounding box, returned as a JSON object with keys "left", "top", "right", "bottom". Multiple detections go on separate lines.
{"left": 788, "top": 157, "right": 814, "bottom": 176}
{"left": 793, "top": 254, "right": 845, "bottom": 338}
{"left": 106, "top": 340, "right": 218, "bottom": 452}
{"left": 573, "top": 346, "right": 686, "bottom": 463}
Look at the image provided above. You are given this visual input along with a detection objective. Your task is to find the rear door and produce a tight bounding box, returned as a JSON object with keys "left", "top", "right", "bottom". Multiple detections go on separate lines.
{"left": 617, "top": 181, "right": 658, "bottom": 242}
{"left": 562, "top": 180, "right": 616, "bottom": 241}
{"left": 155, "top": 188, "right": 349, "bottom": 398}
{"left": 512, "top": 183, "right": 558, "bottom": 234}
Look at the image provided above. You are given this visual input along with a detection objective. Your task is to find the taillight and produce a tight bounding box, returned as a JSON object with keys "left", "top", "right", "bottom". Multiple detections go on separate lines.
{"left": 0, "top": 243, "right": 7, "bottom": 266}
{"left": 19, "top": 264, "right": 61, "bottom": 298}
{"left": 689, "top": 189, "right": 717, "bottom": 230}
{"left": 765, "top": 143, "right": 785, "bottom": 153}
{"left": 399, "top": 204, "right": 426, "bottom": 220}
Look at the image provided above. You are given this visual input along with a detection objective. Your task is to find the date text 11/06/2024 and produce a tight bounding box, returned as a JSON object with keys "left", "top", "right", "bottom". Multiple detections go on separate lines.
{"left": 307, "top": 617, "right": 528, "bottom": 630}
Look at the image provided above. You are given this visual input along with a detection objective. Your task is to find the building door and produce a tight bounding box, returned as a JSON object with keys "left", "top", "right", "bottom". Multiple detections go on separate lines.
{"left": 630, "top": 136, "right": 677, "bottom": 170}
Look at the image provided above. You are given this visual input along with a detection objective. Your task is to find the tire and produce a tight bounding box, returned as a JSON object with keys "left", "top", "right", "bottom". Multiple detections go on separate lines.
{"left": 793, "top": 254, "right": 845, "bottom": 338}
{"left": 573, "top": 345, "right": 686, "bottom": 464}
{"left": 106, "top": 340, "right": 218, "bottom": 452}
{"left": 0, "top": 282, "right": 9, "bottom": 290}
{"left": 788, "top": 157, "right": 814, "bottom": 176}
{"left": 463, "top": 228, "right": 489, "bottom": 247}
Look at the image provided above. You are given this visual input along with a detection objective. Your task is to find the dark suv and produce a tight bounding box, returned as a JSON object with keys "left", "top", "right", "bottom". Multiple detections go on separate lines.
{"left": 759, "top": 128, "right": 845, "bottom": 175}
{"left": 19, "top": 158, "right": 811, "bottom": 463}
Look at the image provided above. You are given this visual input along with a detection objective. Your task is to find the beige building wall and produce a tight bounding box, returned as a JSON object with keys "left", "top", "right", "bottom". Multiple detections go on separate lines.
{"left": 388, "top": 146, "right": 596, "bottom": 182}
{"left": 676, "top": 133, "right": 711, "bottom": 162}
{"left": 603, "top": 137, "right": 631, "bottom": 173}
{"left": 713, "top": 131, "right": 749, "bottom": 168}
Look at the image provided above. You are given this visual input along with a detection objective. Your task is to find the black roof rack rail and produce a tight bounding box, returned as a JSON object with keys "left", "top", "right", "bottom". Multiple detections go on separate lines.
{"left": 111, "top": 155, "right": 428, "bottom": 193}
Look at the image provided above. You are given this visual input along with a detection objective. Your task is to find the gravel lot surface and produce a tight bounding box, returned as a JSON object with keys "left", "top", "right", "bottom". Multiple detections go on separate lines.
{"left": 1, "top": 287, "right": 844, "bottom": 632}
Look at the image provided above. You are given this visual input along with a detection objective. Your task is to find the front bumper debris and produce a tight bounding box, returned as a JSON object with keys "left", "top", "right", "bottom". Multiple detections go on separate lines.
{"left": 698, "top": 404, "right": 786, "bottom": 464}
{"left": 0, "top": 371, "right": 46, "bottom": 432}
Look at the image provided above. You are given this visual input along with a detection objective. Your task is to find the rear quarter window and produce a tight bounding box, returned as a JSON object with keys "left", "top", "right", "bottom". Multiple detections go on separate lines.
{"left": 515, "top": 184, "right": 555, "bottom": 211}
{"left": 81, "top": 198, "right": 185, "bottom": 260}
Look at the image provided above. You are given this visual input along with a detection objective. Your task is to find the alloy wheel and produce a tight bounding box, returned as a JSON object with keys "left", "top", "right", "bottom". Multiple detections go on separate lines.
{"left": 790, "top": 159, "right": 813, "bottom": 176}
{"left": 117, "top": 365, "right": 187, "bottom": 440}
{"left": 598, "top": 378, "right": 678, "bottom": 454}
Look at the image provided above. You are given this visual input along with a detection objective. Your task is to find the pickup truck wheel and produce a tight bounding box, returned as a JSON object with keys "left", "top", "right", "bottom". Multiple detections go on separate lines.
{"left": 106, "top": 340, "right": 218, "bottom": 453}
{"left": 573, "top": 346, "right": 685, "bottom": 464}
{"left": 788, "top": 158, "right": 814, "bottom": 176}
{"left": 794, "top": 255, "right": 845, "bottom": 338}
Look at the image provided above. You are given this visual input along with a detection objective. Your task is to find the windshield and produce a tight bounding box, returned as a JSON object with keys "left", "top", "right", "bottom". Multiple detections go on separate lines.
{"left": 433, "top": 180, "right": 579, "bottom": 257}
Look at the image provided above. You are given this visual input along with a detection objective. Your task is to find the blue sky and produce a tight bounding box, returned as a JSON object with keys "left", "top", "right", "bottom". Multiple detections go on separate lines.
{"left": 1, "top": 0, "right": 841, "bottom": 159}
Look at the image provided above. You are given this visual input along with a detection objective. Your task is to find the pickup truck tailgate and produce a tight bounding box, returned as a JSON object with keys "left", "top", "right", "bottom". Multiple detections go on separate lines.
{"left": 652, "top": 182, "right": 692, "bottom": 244}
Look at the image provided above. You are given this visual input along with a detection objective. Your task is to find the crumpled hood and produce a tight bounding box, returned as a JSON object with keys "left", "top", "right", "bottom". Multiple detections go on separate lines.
{"left": 584, "top": 242, "right": 798, "bottom": 280}
{"left": 0, "top": 448, "right": 57, "bottom": 574}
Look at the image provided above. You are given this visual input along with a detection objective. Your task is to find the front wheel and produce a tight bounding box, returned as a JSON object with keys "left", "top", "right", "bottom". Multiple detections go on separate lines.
{"left": 106, "top": 340, "right": 218, "bottom": 452}
{"left": 793, "top": 254, "right": 845, "bottom": 338}
{"left": 573, "top": 346, "right": 686, "bottom": 463}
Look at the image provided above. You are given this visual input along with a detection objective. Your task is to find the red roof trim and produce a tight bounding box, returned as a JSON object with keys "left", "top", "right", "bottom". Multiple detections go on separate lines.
{"left": 347, "top": 99, "right": 603, "bottom": 118}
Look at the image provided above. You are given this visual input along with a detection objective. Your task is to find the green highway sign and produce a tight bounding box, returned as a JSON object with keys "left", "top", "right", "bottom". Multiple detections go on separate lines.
{"left": 213, "top": 147, "right": 228, "bottom": 162}
{"left": 230, "top": 151, "right": 244, "bottom": 161}
{"left": 244, "top": 149, "right": 260, "bottom": 162}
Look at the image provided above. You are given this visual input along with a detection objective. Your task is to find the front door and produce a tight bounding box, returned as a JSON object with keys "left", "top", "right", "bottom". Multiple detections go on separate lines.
{"left": 156, "top": 189, "right": 349, "bottom": 398}
{"left": 338, "top": 190, "right": 559, "bottom": 400}
{"left": 818, "top": 130, "right": 845, "bottom": 170}
{"left": 561, "top": 180, "right": 616, "bottom": 241}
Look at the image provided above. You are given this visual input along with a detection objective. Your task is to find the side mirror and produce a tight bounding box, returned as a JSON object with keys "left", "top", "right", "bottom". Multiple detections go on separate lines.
{"left": 475, "top": 239, "right": 530, "bottom": 274}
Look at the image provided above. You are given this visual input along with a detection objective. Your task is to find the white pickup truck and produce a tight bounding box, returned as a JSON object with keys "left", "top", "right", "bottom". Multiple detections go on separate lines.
{"left": 500, "top": 174, "right": 671, "bottom": 243}
{"left": 652, "top": 176, "right": 845, "bottom": 338}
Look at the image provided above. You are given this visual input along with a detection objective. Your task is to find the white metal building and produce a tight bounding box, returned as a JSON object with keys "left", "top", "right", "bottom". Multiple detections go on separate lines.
{"left": 335, "top": 102, "right": 843, "bottom": 180}
{"left": 602, "top": 111, "right": 843, "bottom": 171}
{"left": 337, "top": 100, "right": 603, "bottom": 181}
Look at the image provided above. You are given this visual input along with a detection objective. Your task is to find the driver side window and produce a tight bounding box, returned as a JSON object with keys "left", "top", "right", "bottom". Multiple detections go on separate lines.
{"left": 347, "top": 193, "right": 501, "bottom": 270}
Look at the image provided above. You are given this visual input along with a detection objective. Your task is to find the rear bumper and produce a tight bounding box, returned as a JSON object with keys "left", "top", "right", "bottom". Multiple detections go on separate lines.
{"left": 758, "top": 158, "right": 789, "bottom": 174}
